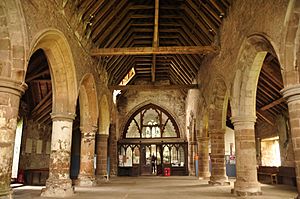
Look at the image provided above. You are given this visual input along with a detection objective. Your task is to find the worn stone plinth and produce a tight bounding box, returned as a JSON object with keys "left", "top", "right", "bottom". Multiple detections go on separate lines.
{"left": 231, "top": 182, "right": 262, "bottom": 196}
{"left": 77, "top": 175, "right": 96, "bottom": 186}
{"left": 41, "top": 178, "right": 74, "bottom": 197}
{"left": 0, "top": 189, "right": 13, "bottom": 199}
{"left": 231, "top": 116, "right": 261, "bottom": 196}
{"left": 78, "top": 126, "right": 97, "bottom": 187}
{"left": 282, "top": 85, "right": 300, "bottom": 196}
{"left": 209, "top": 129, "right": 229, "bottom": 185}
{"left": 198, "top": 137, "right": 210, "bottom": 179}
{"left": 41, "top": 113, "right": 75, "bottom": 198}
{"left": 96, "top": 134, "right": 109, "bottom": 180}
{"left": 0, "top": 78, "right": 27, "bottom": 199}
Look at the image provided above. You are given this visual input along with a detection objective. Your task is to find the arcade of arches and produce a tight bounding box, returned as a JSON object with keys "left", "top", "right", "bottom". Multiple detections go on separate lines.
{"left": 0, "top": 0, "right": 300, "bottom": 198}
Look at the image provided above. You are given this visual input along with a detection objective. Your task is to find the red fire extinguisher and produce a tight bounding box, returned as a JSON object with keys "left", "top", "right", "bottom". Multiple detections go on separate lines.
{"left": 17, "top": 169, "right": 25, "bottom": 184}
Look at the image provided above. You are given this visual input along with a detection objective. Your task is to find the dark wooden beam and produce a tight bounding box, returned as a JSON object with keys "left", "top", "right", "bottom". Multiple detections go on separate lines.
{"left": 109, "top": 84, "right": 198, "bottom": 90}
{"left": 259, "top": 98, "right": 285, "bottom": 111}
{"left": 91, "top": 46, "right": 217, "bottom": 56}
{"left": 151, "top": 0, "right": 159, "bottom": 82}
{"left": 26, "top": 70, "right": 50, "bottom": 82}
{"left": 256, "top": 110, "right": 274, "bottom": 126}
{"left": 31, "top": 91, "right": 52, "bottom": 114}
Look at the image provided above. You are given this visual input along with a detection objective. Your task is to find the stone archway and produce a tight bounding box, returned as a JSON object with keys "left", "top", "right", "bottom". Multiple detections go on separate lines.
{"left": 96, "top": 94, "right": 111, "bottom": 180}
{"left": 29, "top": 29, "right": 78, "bottom": 197}
{"left": 280, "top": 1, "right": 300, "bottom": 197}
{"left": 99, "top": 95, "right": 110, "bottom": 135}
{"left": 197, "top": 109, "right": 210, "bottom": 179}
{"left": 281, "top": 0, "right": 300, "bottom": 86}
{"left": 121, "top": 100, "right": 184, "bottom": 139}
{"left": 77, "top": 73, "right": 98, "bottom": 186}
{"left": 0, "top": 0, "right": 27, "bottom": 81}
{"left": 231, "top": 34, "right": 279, "bottom": 196}
{"left": 30, "top": 29, "right": 77, "bottom": 114}
{"left": 0, "top": 1, "right": 27, "bottom": 198}
{"left": 208, "top": 76, "right": 230, "bottom": 185}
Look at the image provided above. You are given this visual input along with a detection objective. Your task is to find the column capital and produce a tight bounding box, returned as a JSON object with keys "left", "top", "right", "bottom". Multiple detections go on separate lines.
{"left": 0, "top": 77, "right": 27, "bottom": 96}
{"left": 97, "top": 134, "right": 109, "bottom": 138}
{"left": 51, "top": 112, "right": 76, "bottom": 121}
{"left": 281, "top": 84, "right": 300, "bottom": 103}
{"left": 209, "top": 128, "right": 226, "bottom": 134}
{"left": 231, "top": 116, "right": 256, "bottom": 130}
{"left": 80, "top": 125, "right": 98, "bottom": 133}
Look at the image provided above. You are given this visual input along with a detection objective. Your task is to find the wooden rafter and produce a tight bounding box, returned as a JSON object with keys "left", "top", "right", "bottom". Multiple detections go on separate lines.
{"left": 256, "top": 110, "right": 274, "bottom": 126}
{"left": 152, "top": 0, "right": 159, "bottom": 82}
{"left": 259, "top": 98, "right": 285, "bottom": 111}
{"left": 91, "top": 46, "right": 217, "bottom": 56}
{"left": 109, "top": 84, "right": 198, "bottom": 90}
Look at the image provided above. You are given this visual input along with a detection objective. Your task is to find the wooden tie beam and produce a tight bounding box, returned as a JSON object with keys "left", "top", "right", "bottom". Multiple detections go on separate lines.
{"left": 109, "top": 84, "right": 198, "bottom": 90}
{"left": 91, "top": 46, "right": 217, "bottom": 56}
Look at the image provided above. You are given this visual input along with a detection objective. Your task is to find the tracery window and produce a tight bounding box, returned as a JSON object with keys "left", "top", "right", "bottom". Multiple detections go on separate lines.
{"left": 124, "top": 104, "right": 179, "bottom": 138}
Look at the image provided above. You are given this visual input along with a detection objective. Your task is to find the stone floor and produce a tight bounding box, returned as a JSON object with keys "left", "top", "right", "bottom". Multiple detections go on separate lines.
{"left": 12, "top": 176, "right": 297, "bottom": 199}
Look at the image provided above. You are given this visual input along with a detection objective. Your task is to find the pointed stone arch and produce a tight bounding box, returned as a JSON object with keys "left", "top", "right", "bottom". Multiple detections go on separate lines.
{"left": 77, "top": 73, "right": 98, "bottom": 186}
{"left": 29, "top": 29, "right": 78, "bottom": 114}
{"left": 208, "top": 76, "right": 229, "bottom": 130}
{"left": 207, "top": 76, "right": 229, "bottom": 185}
{"left": 281, "top": 0, "right": 300, "bottom": 86}
{"left": 121, "top": 100, "right": 183, "bottom": 139}
{"left": 230, "top": 34, "right": 280, "bottom": 196}
{"left": 231, "top": 34, "right": 279, "bottom": 119}
{"left": 0, "top": 0, "right": 27, "bottom": 81}
{"left": 78, "top": 73, "right": 99, "bottom": 129}
{"left": 99, "top": 94, "right": 110, "bottom": 135}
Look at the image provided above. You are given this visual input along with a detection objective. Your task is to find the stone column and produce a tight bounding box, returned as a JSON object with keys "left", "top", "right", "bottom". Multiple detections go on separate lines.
{"left": 198, "top": 136, "right": 210, "bottom": 179}
{"left": 41, "top": 112, "right": 76, "bottom": 198}
{"left": 282, "top": 85, "right": 300, "bottom": 197}
{"left": 231, "top": 116, "right": 261, "bottom": 196}
{"left": 96, "top": 134, "right": 109, "bottom": 180}
{"left": 0, "top": 78, "right": 26, "bottom": 199}
{"left": 109, "top": 124, "right": 117, "bottom": 176}
{"left": 209, "top": 129, "right": 229, "bottom": 185}
{"left": 188, "top": 142, "right": 196, "bottom": 175}
{"left": 77, "top": 125, "right": 97, "bottom": 186}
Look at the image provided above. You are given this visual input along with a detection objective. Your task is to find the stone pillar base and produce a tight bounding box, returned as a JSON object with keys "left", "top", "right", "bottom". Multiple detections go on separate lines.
{"left": 209, "top": 176, "right": 230, "bottom": 186}
{"left": 198, "top": 175, "right": 210, "bottom": 180}
{"left": 198, "top": 172, "right": 210, "bottom": 180}
{"left": 96, "top": 175, "right": 109, "bottom": 184}
{"left": 231, "top": 182, "right": 262, "bottom": 196}
{"left": 208, "top": 180, "right": 230, "bottom": 186}
{"left": 77, "top": 176, "right": 96, "bottom": 186}
{"left": 0, "top": 189, "right": 13, "bottom": 199}
{"left": 41, "top": 179, "right": 74, "bottom": 198}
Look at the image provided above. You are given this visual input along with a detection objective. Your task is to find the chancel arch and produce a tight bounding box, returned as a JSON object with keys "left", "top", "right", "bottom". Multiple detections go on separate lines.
{"left": 118, "top": 103, "right": 188, "bottom": 176}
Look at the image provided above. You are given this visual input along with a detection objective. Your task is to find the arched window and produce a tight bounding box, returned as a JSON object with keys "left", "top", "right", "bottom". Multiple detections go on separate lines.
{"left": 124, "top": 104, "right": 179, "bottom": 139}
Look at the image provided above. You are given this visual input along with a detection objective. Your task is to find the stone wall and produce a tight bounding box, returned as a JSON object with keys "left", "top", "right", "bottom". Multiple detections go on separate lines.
{"left": 255, "top": 114, "right": 294, "bottom": 167}
{"left": 117, "top": 81, "right": 186, "bottom": 140}
{"left": 197, "top": 0, "right": 288, "bottom": 104}
{"left": 196, "top": 0, "right": 291, "bottom": 169}
{"left": 19, "top": 119, "right": 51, "bottom": 170}
{"left": 21, "top": 0, "right": 110, "bottom": 103}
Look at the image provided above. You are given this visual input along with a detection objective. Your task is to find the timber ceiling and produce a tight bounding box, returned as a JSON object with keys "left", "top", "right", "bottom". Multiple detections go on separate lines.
{"left": 21, "top": 1, "right": 287, "bottom": 128}
{"left": 255, "top": 53, "right": 287, "bottom": 126}
{"left": 74, "top": 0, "right": 230, "bottom": 85}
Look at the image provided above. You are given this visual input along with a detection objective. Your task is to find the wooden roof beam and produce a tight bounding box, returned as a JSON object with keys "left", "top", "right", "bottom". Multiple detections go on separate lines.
{"left": 152, "top": 0, "right": 159, "bottom": 82}
{"left": 91, "top": 46, "right": 217, "bottom": 56}
{"left": 259, "top": 98, "right": 285, "bottom": 111}
{"left": 109, "top": 84, "right": 198, "bottom": 90}
{"left": 256, "top": 110, "right": 274, "bottom": 126}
